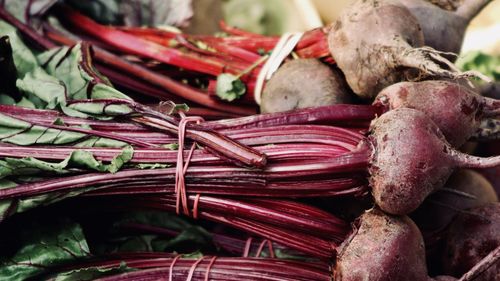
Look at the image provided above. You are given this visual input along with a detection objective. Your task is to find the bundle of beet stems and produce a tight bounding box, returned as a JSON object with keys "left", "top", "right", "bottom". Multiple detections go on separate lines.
{"left": 47, "top": 253, "right": 332, "bottom": 281}
{"left": 0, "top": 100, "right": 376, "bottom": 259}
{"left": 3, "top": 95, "right": 500, "bottom": 262}
{"left": 0, "top": 4, "right": 330, "bottom": 117}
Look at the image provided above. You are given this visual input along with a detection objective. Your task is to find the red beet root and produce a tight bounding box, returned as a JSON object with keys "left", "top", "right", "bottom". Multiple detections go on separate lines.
{"left": 443, "top": 203, "right": 500, "bottom": 281}
{"left": 375, "top": 80, "right": 500, "bottom": 146}
{"left": 413, "top": 169, "right": 497, "bottom": 235}
{"left": 369, "top": 108, "right": 500, "bottom": 215}
{"left": 374, "top": 80, "right": 497, "bottom": 146}
{"left": 400, "top": 0, "right": 492, "bottom": 54}
{"left": 334, "top": 209, "right": 428, "bottom": 281}
{"left": 328, "top": 0, "right": 486, "bottom": 99}
{"left": 260, "top": 59, "right": 353, "bottom": 113}
{"left": 334, "top": 208, "right": 499, "bottom": 281}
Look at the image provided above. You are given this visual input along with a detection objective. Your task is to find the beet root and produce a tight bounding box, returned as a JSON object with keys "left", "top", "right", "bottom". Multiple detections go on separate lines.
{"left": 260, "top": 59, "right": 353, "bottom": 113}
{"left": 399, "top": 0, "right": 492, "bottom": 54}
{"left": 328, "top": 0, "right": 487, "bottom": 99}
{"left": 334, "top": 208, "right": 428, "bottom": 281}
{"left": 413, "top": 169, "right": 498, "bottom": 234}
{"left": 369, "top": 108, "right": 500, "bottom": 215}
{"left": 373, "top": 80, "right": 497, "bottom": 146}
{"left": 443, "top": 203, "right": 500, "bottom": 280}
{"left": 411, "top": 169, "right": 497, "bottom": 274}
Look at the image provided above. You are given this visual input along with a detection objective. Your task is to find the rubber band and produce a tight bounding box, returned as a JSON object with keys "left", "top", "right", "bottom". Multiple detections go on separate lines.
{"left": 204, "top": 256, "right": 217, "bottom": 281}
{"left": 242, "top": 237, "right": 253, "bottom": 257}
{"left": 255, "top": 239, "right": 268, "bottom": 257}
{"left": 255, "top": 239, "right": 276, "bottom": 258}
{"left": 192, "top": 193, "right": 201, "bottom": 219}
{"left": 254, "top": 32, "right": 304, "bottom": 105}
{"left": 175, "top": 111, "right": 204, "bottom": 216}
{"left": 168, "top": 255, "right": 182, "bottom": 281}
{"left": 186, "top": 256, "right": 205, "bottom": 281}
{"left": 267, "top": 240, "right": 275, "bottom": 258}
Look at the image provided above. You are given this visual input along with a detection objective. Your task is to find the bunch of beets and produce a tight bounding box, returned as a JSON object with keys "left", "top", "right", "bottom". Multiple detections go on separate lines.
{"left": 0, "top": 0, "right": 498, "bottom": 280}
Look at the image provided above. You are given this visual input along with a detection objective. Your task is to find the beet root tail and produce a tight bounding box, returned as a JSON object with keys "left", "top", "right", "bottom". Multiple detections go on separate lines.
{"left": 451, "top": 148, "right": 500, "bottom": 169}
{"left": 397, "top": 46, "right": 491, "bottom": 82}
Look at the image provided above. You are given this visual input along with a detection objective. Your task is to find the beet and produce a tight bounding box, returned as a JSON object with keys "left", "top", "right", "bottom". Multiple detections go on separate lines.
{"left": 443, "top": 203, "right": 500, "bottom": 280}
{"left": 334, "top": 208, "right": 499, "bottom": 281}
{"left": 399, "top": 0, "right": 492, "bottom": 54}
{"left": 334, "top": 208, "right": 428, "bottom": 281}
{"left": 374, "top": 80, "right": 500, "bottom": 147}
{"left": 260, "top": 59, "right": 353, "bottom": 113}
{"left": 480, "top": 165, "right": 500, "bottom": 197}
{"left": 328, "top": 0, "right": 486, "bottom": 99}
{"left": 374, "top": 80, "right": 500, "bottom": 144}
{"left": 411, "top": 169, "right": 497, "bottom": 275}
{"left": 415, "top": 169, "right": 497, "bottom": 231}
{"left": 369, "top": 108, "right": 500, "bottom": 215}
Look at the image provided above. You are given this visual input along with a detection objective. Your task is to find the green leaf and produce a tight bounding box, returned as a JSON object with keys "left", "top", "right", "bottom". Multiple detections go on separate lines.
{"left": 0, "top": 36, "right": 21, "bottom": 99}
{"left": 155, "top": 226, "right": 212, "bottom": 252}
{"left": 0, "top": 218, "right": 90, "bottom": 281}
{"left": 216, "top": 73, "right": 246, "bottom": 102}
{"left": 135, "top": 163, "right": 171, "bottom": 169}
{"left": 67, "top": 0, "right": 192, "bottom": 28}
{"left": 0, "top": 179, "right": 98, "bottom": 221}
{"left": 49, "top": 262, "right": 134, "bottom": 281}
{"left": 0, "top": 112, "right": 86, "bottom": 145}
{"left": 92, "top": 211, "right": 212, "bottom": 255}
{"left": 0, "top": 145, "right": 133, "bottom": 179}
{"left": 456, "top": 51, "right": 500, "bottom": 82}
{"left": 115, "top": 211, "right": 197, "bottom": 232}
{"left": 180, "top": 251, "right": 204, "bottom": 259}
{"left": 0, "top": 23, "right": 140, "bottom": 119}
{"left": 73, "top": 137, "right": 128, "bottom": 148}
{"left": 2, "top": 0, "right": 57, "bottom": 23}
{"left": 107, "top": 145, "right": 134, "bottom": 173}
{"left": 0, "top": 179, "right": 18, "bottom": 221}
{"left": 0, "top": 94, "right": 16, "bottom": 105}
{"left": 0, "top": 188, "right": 94, "bottom": 221}
{"left": 13, "top": 42, "right": 132, "bottom": 118}
{"left": 0, "top": 113, "right": 130, "bottom": 147}
{"left": 16, "top": 67, "right": 67, "bottom": 109}
{"left": 157, "top": 101, "right": 190, "bottom": 115}
{"left": 0, "top": 21, "right": 38, "bottom": 77}
{"left": 161, "top": 143, "right": 179, "bottom": 150}
{"left": 66, "top": 0, "right": 121, "bottom": 25}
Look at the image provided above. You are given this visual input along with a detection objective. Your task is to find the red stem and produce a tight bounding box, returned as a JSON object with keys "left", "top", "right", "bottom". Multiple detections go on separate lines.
{"left": 43, "top": 26, "right": 257, "bottom": 116}
{"left": 56, "top": 5, "right": 243, "bottom": 76}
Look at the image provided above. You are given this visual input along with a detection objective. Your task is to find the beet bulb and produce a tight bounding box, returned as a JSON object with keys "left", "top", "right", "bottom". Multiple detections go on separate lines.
{"left": 369, "top": 108, "right": 500, "bottom": 215}
{"left": 373, "top": 80, "right": 500, "bottom": 146}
